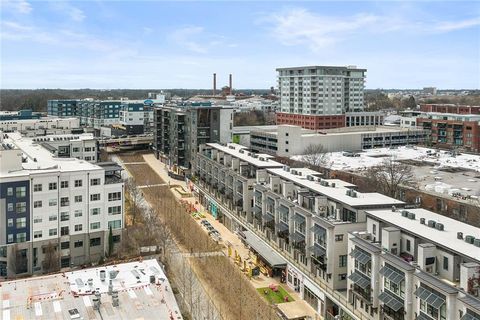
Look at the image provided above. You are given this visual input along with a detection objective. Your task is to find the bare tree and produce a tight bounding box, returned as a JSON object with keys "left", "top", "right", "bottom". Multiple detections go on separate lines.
{"left": 365, "top": 157, "right": 415, "bottom": 198}
{"left": 125, "top": 177, "right": 143, "bottom": 225}
{"left": 301, "top": 144, "right": 330, "bottom": 169}
{"left": 43, "top": 242, "right": 60, "bottom": 273}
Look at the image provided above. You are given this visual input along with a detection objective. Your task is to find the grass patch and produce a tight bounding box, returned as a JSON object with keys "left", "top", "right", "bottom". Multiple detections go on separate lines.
{"left": 257, "top": 286, "right": 294, "bottom": 304}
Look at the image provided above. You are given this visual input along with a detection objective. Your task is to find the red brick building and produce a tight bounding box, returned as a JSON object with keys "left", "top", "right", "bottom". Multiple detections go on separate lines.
{"left": 276, "top": 113, "right": 345, "bottom": 130}
{"left": 420, "top": 104, "right": 480, "bottom": 114}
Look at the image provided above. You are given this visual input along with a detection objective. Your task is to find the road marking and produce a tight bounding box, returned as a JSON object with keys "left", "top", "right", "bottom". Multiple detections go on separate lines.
{"left": 83, "top": 296, "right": 92, "bottom": 307}
{"left": 34, "top": 302, "right": 42, "bottom": 316}
{"left": 144, "top": 287, "right": 153, "bottom": 296}
{"left": 53, "top": 301, "right": 61, "bottom": 313}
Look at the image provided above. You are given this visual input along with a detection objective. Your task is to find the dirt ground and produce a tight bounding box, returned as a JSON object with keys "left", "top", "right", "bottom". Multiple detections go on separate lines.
{"left": 124, "top": 163, "right": 166, "bottom": 185}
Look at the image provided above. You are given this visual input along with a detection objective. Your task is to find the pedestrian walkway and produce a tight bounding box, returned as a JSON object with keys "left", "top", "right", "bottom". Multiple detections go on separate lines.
{"left": 137, "top": 183, "right": 168, "bottom": 189}
{"left": 142, "top": 154, "right": 318, "bottom": 319}
{"left": 122, "top": 161, "right": 147, "bottom": 165}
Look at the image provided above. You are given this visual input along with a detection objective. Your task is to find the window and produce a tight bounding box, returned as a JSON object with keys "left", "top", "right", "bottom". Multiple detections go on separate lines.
{"left": 108, "top": 192, "right": 121, "bottom": 201}
{"left": 90, "top": 237, "right": 101, "bottom": 247}
{"left": 60, "top": 226, "right": 69, "bottom": 236}
{"left": 61, "top": 181, "right": 69, "bottom": 188}
{"left": 108, "top": 206, "right": 121, "bottom": 215}
{"left": 74, "top": 240, "right": 83, "bottom": 248}
{"left": 406, "top": 239, "right": 411, "bottom": 252}
{"left": 60, "top": 212, "right": 69, "bottom": 221}
{"left": 49, "top": 182, "right": 57, "bottom": 190}
{"left": 16, "top": 202, "right": 26, "bottom": 213}
{"left": 91, "top": 208, "right": 100, "bottom": 215}
{"left": 16, "top": 187, "right": 26, "bottom": 198}
{"left": 7, "top": 219, "right": 13, "bottom": 227}
{"left": 339, "top": 255, "right": 347, "bottom": 267}
{"left": 443, "top": 257, "right": 449, "bottom": 270}
{"left": 90, "top": 178, "right": 101, "bottom": 186}
{"left": 112, "top": 235, "right": 121, "bottom": 243}
{"left": 338, "top": 273, "right": 347, "bottom": 281}
{"left": 335, "top": 234, "right": 344, "bottom": 242}
{"left": 34, "top": 184, "right": 42, "bottom": 192}
{"left": 7, "top": 187, "right": 13, "bottom": 196}
{"left": 16, "top": 233, "right": 26, "bottom": 243}
{"left": 16, "top": 217, "right": 27, "bottom": 228}
{"left": 74, "top": 180, "right": 83, "bottom": 187}
{"left": 7, "top": 234, "right": 13, "bottom": 243}
{"left": 34, "top": 231, "right": 42, "bottom": 239}
{"left": 49, "top": 215, "right": 57, "bottom": 221}
{"left": 90, "top": 222, "right": 100, "bottom": 230}
{"left": 74, "top": 195, "right": 82, "bottom": 203}
{"left": 60, "top": 197, "right": 70, "bottom": 207}
{"left": 61, "top": 241, "right": 69, "bottom": 249}
{"left": 72, "top": 147, "right": 79, "bottom": 152}
{"left": 33, "top": 216, "right": 42, "bottom": 223}
{"left": 74, "top": 210, "right": 83, "bottom": 217}
{"left": 49, "top": 228, "right": 57, "bottom": 236}
{"left": 49, "top": 199, "right": 57, "bottom": 206}
{"left": 7, "top": 203, "right": 13, "bottom": 211}
{"left": 90, "top": 194, "right": 100, "bottom": 201}
{"left": 108, "top": 220, "right": 122, "bottom": 229}
{"left": 372, "top": 224, "right": 376, "bottom": 235}
{"left": 74, "top": 224, "right": 83, "bottom": 232}
{"left": 34, "top": 200, "right": 42, "bottom": 208}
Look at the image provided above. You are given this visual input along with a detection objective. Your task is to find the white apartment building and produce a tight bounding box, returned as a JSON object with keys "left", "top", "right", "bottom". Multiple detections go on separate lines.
{"left": 277, "top": 65, "right": 366, "bottom": 115}
{"left": 0, "top": 117, "right": 81, "bottom": 136}
{"left": 0, "top": 132, "right": 124, "bottom": 278}
{"left": 192, "top": 143, "right": 405, "bottom": 319}
{"left": 30, "top": 133, "right": 98, "bottom": 162}
{"left": 347, "top": 208, "right": 480, "bottom": 320}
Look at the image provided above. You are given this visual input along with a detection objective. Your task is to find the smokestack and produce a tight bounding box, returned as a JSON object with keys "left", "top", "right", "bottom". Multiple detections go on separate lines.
{"left": 213, "top": 73, "right": 217, "bottom": 96}
{"left": 229, "top": 74, "right": 232, "bottom": 95}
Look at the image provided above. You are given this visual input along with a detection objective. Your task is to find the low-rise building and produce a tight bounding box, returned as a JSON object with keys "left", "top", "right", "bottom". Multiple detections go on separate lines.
{"left": 0, "top": 117, "right": 81, "bottom": 136}
{"left": 30, "top": 133, "right": 98, "bottom": 162}
{"left": 0, "top": 109, "right": 42, "bottom": 121}
{"left": 0, "top": 132, "right": 124, "bottom": 278}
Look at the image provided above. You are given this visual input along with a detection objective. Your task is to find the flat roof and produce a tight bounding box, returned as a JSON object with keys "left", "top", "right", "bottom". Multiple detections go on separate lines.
{"left": 0, "top": 259, "right": 182, "bottom": 320}
{"left": 267, "top": 168, "right": 404, "bottom": 208}
{"left": 276, "top": 65, "right": 366, "bottom": 71}
{"left": 206, "top": 143, "right": 283, "bottom": 168}
{"left": 243, "top": 230, "right": 287, "bottom": 267}
{"left": 366, "top": 208, "right": 480, "bottom": 262}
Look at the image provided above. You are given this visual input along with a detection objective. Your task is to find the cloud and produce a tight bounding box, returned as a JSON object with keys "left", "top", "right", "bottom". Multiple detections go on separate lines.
{"left": 434, "top": 17, "right": 480, "bottom": 32}
{"left": 170, "top": 26, "right": 209, "bottom": 53}
{"left": 50, "top": 1, "right": 86, "bottom": 22}
{"left": 1, "top": 0, "right": 32, "bottom": 14}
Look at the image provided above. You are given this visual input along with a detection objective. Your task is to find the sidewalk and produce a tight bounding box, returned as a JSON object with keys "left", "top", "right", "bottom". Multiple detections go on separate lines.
{"left": 142, "top": 154, "right": 318, "bottom": 319}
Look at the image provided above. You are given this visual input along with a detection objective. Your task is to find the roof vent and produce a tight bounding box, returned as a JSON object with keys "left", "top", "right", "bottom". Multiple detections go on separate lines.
{"left": 420, "top": 218, "right": 425, "bottom": 224}
{"left": 474, "top": 239, "right": 480, "bottom": 247}
{"left": 391, "top": 206, "right": 397, "bottom": 212}
{"left": 465, "top": 235, "right": 475, "bottom": 244}
{"left": 408, "top": 212, "right": 416, "bottom": 220}
{"left": 331, "top": 182, "right": 336, "bottom": 188}
{"left": 307, "top": 175, "right": 314, "bottom": 181}
{"left": 427, "top": 220, "right": 436, "bottom": 228}
{"left": 401, "top": 210, "right": 409, "bottom": 217}
{"left": 457, "top": 232, "right": 463, "bottom": 240}
{"left": 435, "top": 223, "right": 444, "bottom": 231}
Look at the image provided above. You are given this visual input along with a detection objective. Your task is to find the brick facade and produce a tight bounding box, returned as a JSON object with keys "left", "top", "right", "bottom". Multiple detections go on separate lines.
{"left": 276, "top": 112, "right": 346, "bottom": 130}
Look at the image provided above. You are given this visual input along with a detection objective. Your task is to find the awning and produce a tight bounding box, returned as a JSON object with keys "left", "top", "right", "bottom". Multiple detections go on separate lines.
{"left": 267, "top": 197, "right": 275, "bottom": 206}
{"left": 290, "top": 232, "right": 305, "bottom": 243}
{"left": 461, "top": 313, "right": 480, "bottom": 320}
{"left": 309, "top": 244, "right": 326, "bottom": 257}
{"left": 278, "top": 205, "right": 289, "bottom": 215}
{"left": 293, "top": 214, "right": 306, "bottom": 224}
{"left": 349, "top": 248, "right": 371, "bottom": 265}
{"left": 262, "top": 212, "right": 274, "bottom": 222}
{"left": 417, "top": 312, "right": 434, "bottom": 320}
{"left": 253, "top": 206, "right": 262, "bottom": 213}
{"left": 276, "top": 222, "right": 289, "bottom": 232}
{"left": 414, "top": 287, "right": 445, "bottom": 309}
{"left": 379, "top": 265, "right": 405, "bottom": 285}
{"left": 378, "top": 290, "right": 404, "bottom": 312}
{"left": 310, "top": 224, "right": 326, "bottom": 237}
{"left": 348, "top": 271, "right": 371, "bottom": 289}
{"left": 243, "top": 230, "right": 287, "bottom": 268}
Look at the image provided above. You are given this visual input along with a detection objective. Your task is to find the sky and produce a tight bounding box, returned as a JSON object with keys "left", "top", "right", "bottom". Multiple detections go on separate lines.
{"left": 1, "top": 0, "right": 479, "bottom": 89}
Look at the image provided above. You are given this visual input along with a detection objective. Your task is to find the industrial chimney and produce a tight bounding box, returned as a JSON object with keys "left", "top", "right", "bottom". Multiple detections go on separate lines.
{"left": 229, "top": 74, "right": 233, "bottom": 95}
{"left": 213, "top": 73, "right": 217, "bottom": 96}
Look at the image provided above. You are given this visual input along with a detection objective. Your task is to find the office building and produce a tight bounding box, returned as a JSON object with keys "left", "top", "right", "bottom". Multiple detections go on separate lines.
{"left": 276, "top": 65, "right": 367, "bottom": 130}
{"left": 0, "top": 132, "right": 124, "bottom": 278}
{"left": 154, "top": 102, "right": 233, "bottom": 175}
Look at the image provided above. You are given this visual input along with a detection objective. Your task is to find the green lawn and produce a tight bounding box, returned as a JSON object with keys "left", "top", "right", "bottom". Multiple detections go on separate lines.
{"left": 257, "top": 286, "right": 295, "bottom": 304}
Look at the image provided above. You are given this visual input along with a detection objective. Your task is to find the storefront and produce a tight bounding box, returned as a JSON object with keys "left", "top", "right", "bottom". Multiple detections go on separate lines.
{"left": 286, "top": 264, "right": 304, "bottom": 294}
{"left": 303, "top": 277, "right": 325, "bottom": 316}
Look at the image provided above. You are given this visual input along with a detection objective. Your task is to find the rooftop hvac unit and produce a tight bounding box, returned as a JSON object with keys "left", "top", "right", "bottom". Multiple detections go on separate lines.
{"left": 435, "top": 223, "right": 444, "bottom": 231}
{"left": 408, "top": 212, "right": 416, "bottom": 220}
{"left": 307, "top": 175, "right": 314, "bottom": 181}
{"left": 457, "top": 232, "right": 463, "bottom": 240}
{"left": 474, "top": 239, "right": 480, "bottom": 247}
{"left": 391, "top": 206, "right": 397, "bottom": 212}
{"left": 401, "top": 210, "right": 409, "bottom": 217}
{"left": 465, "top": 235, "right": 475, "bottom": 244}
{"left": 427, "top": 220, "right": 436, "bottom": 228}
{"left": 420, "top": 218, "right": 425, "bottom": 224}
{"left": 331, "top": 183, "right": 336, "bottom": 187}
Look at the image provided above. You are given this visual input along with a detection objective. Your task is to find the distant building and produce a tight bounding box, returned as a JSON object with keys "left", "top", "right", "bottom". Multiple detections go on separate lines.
{"left": 276, "top": 65, "right": 367, "bottom": 130}
{"left": 248, "top": 124, "right": 428, "bottom": 156}
{"left": 420, "top": 104, "right": 480, "bottom": 115}
{"left": 0, "top": 109, "right": 41, "bottom": 121}
{"left": 0, "top": 132, "right": 124, "bottom": 277}
{"left": 423, "top": 87, "right": 438, "bottom": 95}
{"left": 153, "top": 102, "right": 234, "bottom": 175}
{"left": 0, "top": 117, "right": 81, "bottom": 137}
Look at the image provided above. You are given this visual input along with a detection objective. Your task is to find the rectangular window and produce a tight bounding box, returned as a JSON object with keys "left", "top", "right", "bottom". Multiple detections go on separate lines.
{"left": 60, "top": 226, "right": 69, "bottom": 236}
{"left": 90, "top": 194, "right": 100, "bottom": 201}
{"left": 108, "top": 206, "right": 121, "bottom": 215}
{"left": 112, "top": 235, "right": 121, "bottom": 243}
{"left": 7, "top": 234, "right": 13, "bottom": 243}
{"left": 49, "top": 215, "right": 57, "bottom": 221}
{"left": 34, "top": 200, "right": 42, "bottom": 208}
{"left": 60, "top": 212, "right": 69, "bottom": 221}
{"left": 90, "top": 178, "right": 101, "bottom": 186}
{"left": 335, "top": 234, "right": 344, "bottom": 242}
{"left": 74, "top": 240, "right": 83, "bottom": 248}
{"left": 7, "top": 219, "right": 13, "bottom": 227}
{"left": 16, "top": 217, "right": 26, "bottom": 228}
{"left": 16, "top": 187, "right": 26, "bottom": 198}
{"left": 74, "top": 180, "right": 82, "bottom": 187}
{"left": 16, "top": 202, "right": 26, "bottom": 213}
{"left": 90, "top": 237, "right": 101, "bottom": 247}
{"left": 33, "top": 216, "right": 42, "bottom": 223}
{"left": 34, "top": 184, "right": 42, "bottom": 192}
{"left": 60, "top": 197, "right": 70, "bottom": 207}
{"left": 49, "top": 182, "right": 57, "bottom": 190}
{"left": 406, "top": 239, "right": 411, "bottom": 252}
{"left": 61, "top": 241, "right": 69, "bottom": 249}
{"left": 108, "top": 192, "right": 121, "bottom": 201}
{"left": 61, "top": 181, "right": 69, "bottom": 188}
{"left": 108, "top": 220, "right": 122, "bottom": 229}
{"left": 7, "top": 187, "right": 13, "bottom": 196}
{"left": 16, "top": 233, "right": 26, "bottom": 243}
{"left": 338, "top": 273, "right": 347, "bottom": 281}
{"left": 49, "top": 228, "right": 57, "bottom": 236}
{"left": 91, "top": 208, "right": 100, "bottom": 215}
{"left": 74, "top": 195, "right": 82, "bottom": 203}
{"left": 74, "top": 210, "right": 82, "bottom": 217}
{"left": 90, "top": 222, "right": 100, "bottom": 230}
{"left": 74, "top": 224, "right": 83, "bottom": 232}
{"left": 7, "top": 203, "right": 13, "bottom": 211}
{"left": 339, "top": 255, "right": 347, "bottom": 267}
{"left": 72, "top": 147, "right": 79, "bottom": 152}
{"left": 49, "top": 199, "right": 57, "bottom": 206}
{"left": 443, "top": 257, "right": 449, "bottom": 270}
{"left": 34, "top": 231, "right": 42, "bottom": 239}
